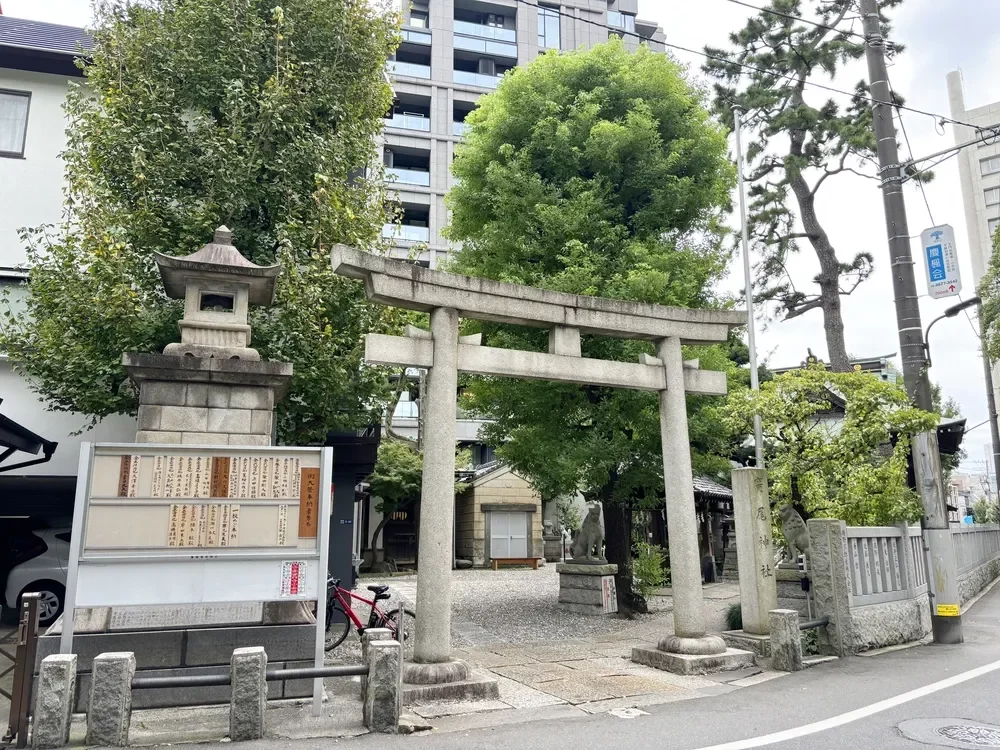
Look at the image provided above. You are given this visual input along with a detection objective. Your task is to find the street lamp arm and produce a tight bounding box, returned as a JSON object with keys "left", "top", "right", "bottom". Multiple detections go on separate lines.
{"left": 923, "top": 314, "right": 948, "bottom": 368}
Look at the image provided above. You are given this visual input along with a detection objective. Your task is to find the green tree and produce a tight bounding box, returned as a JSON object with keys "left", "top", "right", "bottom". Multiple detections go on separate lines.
{"left": 447, "top": 40, "right": 738, "bottom": 610}
{"left": 0, "top": 0, "right": 400, "bottom": 444}
{"left": 978, "top": 224, "right": 1000, "bottom": 360}
{"left": 723, "top": 364, "right": 937, "bottom": 525}
{"left": 703, "top": 0, "right": 912, "bottom": 372}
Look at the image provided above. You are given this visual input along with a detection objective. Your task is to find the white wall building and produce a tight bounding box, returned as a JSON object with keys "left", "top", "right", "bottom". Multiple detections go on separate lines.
{"left": 0, "top": 17, "right": 135, "bottom": 517}
{"left": 947, "top": 71, "right": 1000, "bottom": 441}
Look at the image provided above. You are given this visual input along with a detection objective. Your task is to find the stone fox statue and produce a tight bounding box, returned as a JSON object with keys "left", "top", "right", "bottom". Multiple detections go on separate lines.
{"left": 779, "top": 505, "right": 810, "bottom": 562}
{"left": 572, "top": 502, "right": 606, "bottom": 562}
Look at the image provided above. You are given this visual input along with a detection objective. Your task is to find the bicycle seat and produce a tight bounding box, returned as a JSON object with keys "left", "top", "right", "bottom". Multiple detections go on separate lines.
{"left": 367, "top": 584, "right": 390, "bottom": 595}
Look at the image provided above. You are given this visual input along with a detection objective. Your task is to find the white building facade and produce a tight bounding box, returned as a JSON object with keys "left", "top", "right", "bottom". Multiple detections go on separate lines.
{"left": 0, "top": 17, "right": 135, "bottom": 517}
{"left": 947, "top": 71, "right": 1000, "bottom": 444}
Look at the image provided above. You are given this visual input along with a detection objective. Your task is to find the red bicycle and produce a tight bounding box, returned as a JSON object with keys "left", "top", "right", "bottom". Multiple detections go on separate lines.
{"left": 324, "top": 577, "right": 417, "bottom": 656}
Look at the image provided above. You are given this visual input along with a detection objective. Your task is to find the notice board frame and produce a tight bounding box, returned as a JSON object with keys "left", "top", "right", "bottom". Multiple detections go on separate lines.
{"left": 60, "top": 442, "right": 333, "bottom": 714}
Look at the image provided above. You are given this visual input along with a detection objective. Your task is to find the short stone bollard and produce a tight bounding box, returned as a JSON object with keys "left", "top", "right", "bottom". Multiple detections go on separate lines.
{"left": 230, "top": 647, "right": 267, "bottom": 742}
{"left": 363, "top": 640, "right": 402, "bottom": 733}
{"left": 360, "top": 627, "right": 392, "bottom": 700}
{"left": 769, "top": 609, "right": 804, "bottom": 672}
{"left": 33, "top": 654, "right": 77, "bottom": 749}
{"left": 86, "top": 652, "right": 136, "bottom": 748}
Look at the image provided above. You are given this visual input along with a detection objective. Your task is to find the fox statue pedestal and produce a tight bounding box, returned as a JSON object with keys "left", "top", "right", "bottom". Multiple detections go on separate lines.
{"left": 556, "top": 562, "right": 619, "bottom": 615}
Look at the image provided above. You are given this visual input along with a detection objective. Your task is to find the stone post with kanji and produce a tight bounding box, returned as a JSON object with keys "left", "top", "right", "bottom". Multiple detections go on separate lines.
{"left": 731, "top": 468, "right": 778, "bottom": 635}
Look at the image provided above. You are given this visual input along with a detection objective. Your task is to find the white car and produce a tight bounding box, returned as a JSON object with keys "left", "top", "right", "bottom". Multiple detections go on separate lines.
{"left": 4, "top": 529, "right": 71, "bottom": 626}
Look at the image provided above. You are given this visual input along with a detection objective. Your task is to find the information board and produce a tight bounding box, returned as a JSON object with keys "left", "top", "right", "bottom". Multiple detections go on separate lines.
{"left": 921, "top": 224, "right": 962, "bottom": 300}
{"left": 61, "top": 442, "right": 332, "bottom": 711}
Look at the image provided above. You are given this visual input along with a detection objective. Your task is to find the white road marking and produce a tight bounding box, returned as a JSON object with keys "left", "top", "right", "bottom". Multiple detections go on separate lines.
{"left": 692, "top": 658, "right": 1000, "bottom": 750}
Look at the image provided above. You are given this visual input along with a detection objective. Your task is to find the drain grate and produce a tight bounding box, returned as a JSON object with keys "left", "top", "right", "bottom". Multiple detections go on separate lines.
{"left": 899, "top": 719, "right": 1000, "bottom": 749}
{"left": 938, "top": 726, "right": 1000, "bottom": 747}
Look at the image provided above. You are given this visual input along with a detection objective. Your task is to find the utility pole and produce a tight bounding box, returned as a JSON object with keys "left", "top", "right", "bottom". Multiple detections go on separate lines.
{"left": 733, "top": 106, "right": 764, "bottom": 468}
{"left": 861, "top": 0, "right": 962, "bottom": 643}
{"left": 979, "top": 329, "right": 1000, "bottom": 500}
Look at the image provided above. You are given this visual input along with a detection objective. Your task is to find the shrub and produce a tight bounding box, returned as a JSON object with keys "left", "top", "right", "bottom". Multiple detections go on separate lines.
{"left": 632, "top": 543, "right": 668, "bottom": 601}
{"left": 725, "top": 603, "right": 743, "bottom": 631}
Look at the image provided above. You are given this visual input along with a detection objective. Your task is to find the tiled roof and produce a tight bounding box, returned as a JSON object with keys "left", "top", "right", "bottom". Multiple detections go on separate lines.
{"left": 0, "top": 15, "right": 92, "bottom": 56}
{"left": 693, "top": 476, "right": 733, "bottom": 499}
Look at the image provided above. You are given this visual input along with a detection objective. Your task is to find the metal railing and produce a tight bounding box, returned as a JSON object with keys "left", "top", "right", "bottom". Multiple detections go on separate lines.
{"left": 2, "top": 593, "right": 40, "bottom": 749}
{"left": 453, "top": 121, "right": 469, "bottom": 136}
{"left": 383, "top": 223, "right": 430, "bottom": 243}
{"left": 385, "top": 113, "right": 431, "bottom": 132}
{"left": 453, "top": 20, "right": 515, "bottom": 42}
{"left": 453, "top": 34, "right": 517, "bottom": 58}
{"left": 401, "top": 27, "right": 432, "bottom": 45}
{"left": 453, "top": 70, "right": 500, "bottom": 89}
{"left": 388, "top": 61, "right": 431, "bottom": 79}
{"left": 386, "top": 167, "right": 431, "bottom": 187}
{"left": 131, "top": 664, "right": 368, "bottom": 690}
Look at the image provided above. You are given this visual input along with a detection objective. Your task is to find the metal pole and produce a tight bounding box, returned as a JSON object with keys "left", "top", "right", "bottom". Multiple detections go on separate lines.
{"left": 733, "top": 106, "right": 765, "bottom": 468}
{"left": 979, "top": 326, "right": 1000, "bottom": 501}
{"left": 861, "top": 0, "right": 962, "bottom": 643}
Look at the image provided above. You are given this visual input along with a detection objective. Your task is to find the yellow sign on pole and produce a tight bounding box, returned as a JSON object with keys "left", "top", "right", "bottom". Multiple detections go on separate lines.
{"left": 936, "top": 604, "right": 960, "bottom": 617}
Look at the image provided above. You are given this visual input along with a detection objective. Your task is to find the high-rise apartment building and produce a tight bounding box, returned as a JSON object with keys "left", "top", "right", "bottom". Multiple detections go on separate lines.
{"left": 946, "top": 71, "right": 1000, "bottom": 436}
{"left": 947, "top": 71, "right": 1000, "bottom": 289}
{"left": 381, "top": 0, "right": 665, "bottom": 268}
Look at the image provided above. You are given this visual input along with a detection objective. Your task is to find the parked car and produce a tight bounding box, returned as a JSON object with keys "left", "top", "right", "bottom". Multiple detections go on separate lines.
{"left": 3, "top": 528, "right": 71, "bottom": 626}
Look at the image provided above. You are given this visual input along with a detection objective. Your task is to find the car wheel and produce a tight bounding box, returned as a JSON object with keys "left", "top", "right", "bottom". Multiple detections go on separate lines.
{"left": 19, "top": 582, "right": 65, "bottom": 626}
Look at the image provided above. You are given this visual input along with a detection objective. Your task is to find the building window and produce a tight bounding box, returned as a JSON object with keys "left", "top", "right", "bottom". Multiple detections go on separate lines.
{"left": 990, "top": 217, "right": 1000, "bottom": 237}
{"left": 538, "top": 5, "right": 560, "bottom": 49}
{"left": 982, "top": 156, "right": 1000, "bottom": 176}
{"left": 409, "top": 10, "right": 428, "bottom": 28}
{"left": 987, "top": 187, "right": 1000, "bottom": 207}
{"left": 0, "top": 90, "right": 30, "bottom": 158}
{"left": 487, "top": 13, "right": 504, "bottom": 28}
{"left": 607, "top": 10, "right": 635, "bottom": 32}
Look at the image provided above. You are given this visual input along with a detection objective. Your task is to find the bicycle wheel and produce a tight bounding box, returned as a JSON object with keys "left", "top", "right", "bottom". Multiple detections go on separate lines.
{"left": 324, "top": 601, "right": 352, "bottom": 652}
{"left": 386, "top": 608, "right": 417, "bottom": 660}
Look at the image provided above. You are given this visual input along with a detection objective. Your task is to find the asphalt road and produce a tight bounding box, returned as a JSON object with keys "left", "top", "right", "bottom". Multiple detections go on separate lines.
{"left": 336, "top": 581, "right": 1000, "bottom": 750}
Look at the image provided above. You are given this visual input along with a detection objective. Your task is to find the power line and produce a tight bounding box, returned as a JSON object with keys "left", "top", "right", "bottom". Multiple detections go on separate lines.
{"left": 506, "top": 0, "right": 999, "bottom": 138}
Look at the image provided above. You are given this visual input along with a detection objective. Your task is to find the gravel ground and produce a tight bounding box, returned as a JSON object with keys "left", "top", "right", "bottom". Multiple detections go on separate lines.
{"left": 359, "top": 564, "right": 667, "bottom": 647}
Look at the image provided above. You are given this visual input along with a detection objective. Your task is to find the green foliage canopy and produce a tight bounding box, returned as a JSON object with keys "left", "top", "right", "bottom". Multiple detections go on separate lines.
{"left": 723, "top": 364, "right": 938, "bottom": 525}
{"left": 0, "top": 0, "right": 401, "bottom": 443}
{"left": 446, "top": 40, "right": 740, "bottom": 606}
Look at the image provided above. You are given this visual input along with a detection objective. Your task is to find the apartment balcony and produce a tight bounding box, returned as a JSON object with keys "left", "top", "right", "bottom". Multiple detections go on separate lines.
{"left": 389, "top": 60, "right": 431, "bottom": 79}
{"left": 453, "top": 121, "right": 469, "bottom": 136}
{"left": 453, "top": 19, "right": 515, "bottom": 42}
{"left": 401, "top": 27, "right": 432, "bottom": 45}
{"left": 382, "top": 223, "right": 430, "bottom": 243}
{"left": 453, "top": 33, "right": 516, "bottom": 58}
{"left": 386, "top": 112, "right": 431, "bottom": 132}
{"left": 386, "top": 167, "right": 431, "bottom": 186}
{"left": 453, "top": 70, "right": 500, "bottom": 89}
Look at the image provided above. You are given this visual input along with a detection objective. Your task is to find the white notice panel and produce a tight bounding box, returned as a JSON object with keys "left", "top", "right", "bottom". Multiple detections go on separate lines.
{"left": 921, "top": 224, "right": 962, "bottom": 300}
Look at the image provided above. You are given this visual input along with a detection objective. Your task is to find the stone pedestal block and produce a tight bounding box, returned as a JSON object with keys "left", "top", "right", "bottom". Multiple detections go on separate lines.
{"left": 556, "top": 562, "right": 618, "bottom": 615}
{"left": 230, "top": 647, "right": 267, "bottom": 742}
{"left": 543, "top": 535, "right": 563, "bottom": 563}
{"left": 364, "top": 641, "right": 402, "bottom": 733}
{"left": 360, "top": 628, "right": 392, "bottom": 699}
{"left": 732, "top": 468, "right": 778, "bottom": 635}
{"left": 807, "top": 519, "right": 854, "bottom": 656}
{"left": 769, "top": 609, "right": 804, "bottom": 672}
{"left": 32, "top": 654, "right": 77, "bottom": 749}
{"left": 86, "top": 652, "right": 135, "bottom": 748}
{"left": 631, "top": 646, "right": 755, "bottom": 675}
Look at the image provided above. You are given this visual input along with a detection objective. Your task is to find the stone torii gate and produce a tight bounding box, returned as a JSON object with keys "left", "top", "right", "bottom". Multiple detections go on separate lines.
{"left": 332, "top": 245, "right": 749, "bottom": 687}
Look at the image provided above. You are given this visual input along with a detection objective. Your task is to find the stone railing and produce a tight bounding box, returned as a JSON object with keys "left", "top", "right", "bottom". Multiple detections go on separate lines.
{"left": 808, "top": 520, "right": 1000, "bottom": 656}
{"left": 844, "top": 525, "right": 926, "bottom": 607}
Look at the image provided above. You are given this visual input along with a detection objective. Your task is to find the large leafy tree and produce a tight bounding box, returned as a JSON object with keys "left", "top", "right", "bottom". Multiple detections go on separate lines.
{"left": 703, "top": 0, "right": 909, "bottom": 372}
{"left": 724, "top": 365, "right": 937, "bottom": 525}
{"left": 979, "top": 226, "right": 1000, "bottom": 360}
{"left": 0, "top": 0, "right": 400, "bottom": 443}
{"left": 447, "top": 40, "right": 740, "bottom": 610}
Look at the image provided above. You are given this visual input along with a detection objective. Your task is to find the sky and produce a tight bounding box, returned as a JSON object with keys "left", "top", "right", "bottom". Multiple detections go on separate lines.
{"left": 5, "top": 0, "right": 1000, "bottom": 475}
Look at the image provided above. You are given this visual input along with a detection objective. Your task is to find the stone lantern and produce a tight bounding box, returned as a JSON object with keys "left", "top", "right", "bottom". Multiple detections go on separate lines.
{"left": 155, "top": 225, "right": 278, "bottom": 360}
{"left": 123, "top": 227, "right": 292, "bottom": 446}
